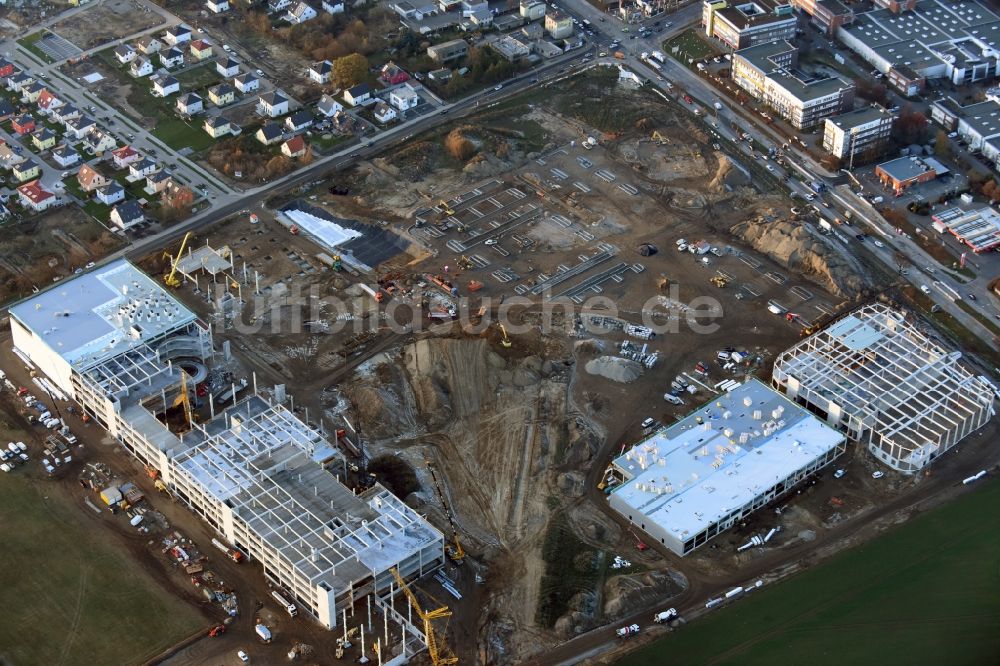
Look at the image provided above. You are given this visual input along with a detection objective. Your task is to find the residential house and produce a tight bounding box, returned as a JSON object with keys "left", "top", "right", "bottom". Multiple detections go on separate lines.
{"left": 115, "top": 44, "right": 137, "bottom": 64}
{"left": 131, "top": 57, "right": 154, "bottom": 78}
{"left": 380, "top": 62, "right": 410, "bottom": 86}
{"left": 36, "top": 89, "right": 64, "bottom": 114}
{"left": 255, "top": 123, "right": 284, "bottom": 145}
{"left": 17, "top": 180, "right": 57, "bottom": 212}
{"left": 128, "top": 157, "right": 159, "bottom": 181}
{"left": 111, "top": 145, "right": 141, "bottom": 169}
{"left": 203, "top": 116, "right": 232, "bottom": 138}
{"left": 110, "top": 200, "right": 144, "bottom": 231}
{"left": 373, "top": 102, "right": 397, "bottom": 124}
{"left": 217, "top": 57, "right": 240, "bottom": 78}
{"left": 31, "top": 128, "right": 57, "bottom": 152}
{"left": 234, "top": 72, "right": 259, "bottom": 94}
{"left": 151, "top": 74, "right": 180, "bottom": 97}
{"left": 428, "top": 68, "right": 452, "bottom": 82}
{"left": 7, "top": 72, "right": 34, "bottom": 93}
{"left": 268, "top": 0, "right": 292, "bottom": 12}
{"left": 53, "top": 103, "right": 81, "bottom": 124}
{"left": 95, "top": 181, "right": 125, "bottom": 205}
{"left": 135, "top": 36, "right": 162, "bottom": 55}
{"left": 64, "top": 115, "right": 96, "bottom": 140}
{"left": 316, "top": 94, "right": 343, "bottom": 117}
{"left": 12, "top": 114, "right": 35, "bottom": 135}
{"left": 0, "top": 98, "right": 14, "bottom": 122}
{"left": 207, "top": 0, "right": 230, "bottom": 13}
{"left": 160, "top": 47, "right": 185, "bottom": 69}
{"left": 52, "top": 144, "right": 80, "bottom": 168}
{"left": 309, "top": 60, "right": 332, "bottom": 84}
{"left": 12, "top": 159, "right": 40, "bottom": 183}
{"left": 208, "top": 83, "right": 235, "bottom": 107}
{"left": 78, "top": 164, "right": 110, "bottom": 192}
{"left": 544, "top": 9, "right": 573, "bottom": 39}
{"left": 0, "top": 58, "right": 15, "bottom": 78}
{"left": 389, "top": 83, "right": 419, "bottom": 111}
{"left": 281, "top": 135, "right": 307, "bottom": 157}
{"left": 164, "top": 25, "right": 192, "bottom": 46}
{"left": 84, "top": 129, "right": 117, "bottom": 154}
{"left": 176, "top": 92, "right": 204, "bottom": 116}
{"left": 0, "top": 141, "right": 24, "bottom": 167}
{"left": 190, "top": 40, "right": 214, "bottom": 61}
{"left": 22, "top": 82, "right": 45, "bottom": 104}
{"left": 287, "top": 2, "right": 317, "bottom": 23}
{"left": 258, "top": 91, "right": 289, "bottom": 117}
{"left": 343, "top": 83, "right": 371, "bottom": 107}
{"left": 284, "top": 109, "right": 313, "bottom": 133}
{"left": 322, "top": 0, "right": 345, "bottom": 13}
{"left": 145, "top": 170, "right": 172, "bottom": 194}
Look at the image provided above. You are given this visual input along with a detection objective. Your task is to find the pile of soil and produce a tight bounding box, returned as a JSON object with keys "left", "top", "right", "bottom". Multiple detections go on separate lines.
{"left": 731, "top": 214, "right": 872, "bottom": 298}
{"left": 584, "top": 356, "right": 643, "bottom": 383}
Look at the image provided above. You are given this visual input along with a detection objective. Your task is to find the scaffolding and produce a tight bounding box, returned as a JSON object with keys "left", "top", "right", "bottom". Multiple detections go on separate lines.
{"left": 772, "top": 303, "right": 995, "bottom": 473}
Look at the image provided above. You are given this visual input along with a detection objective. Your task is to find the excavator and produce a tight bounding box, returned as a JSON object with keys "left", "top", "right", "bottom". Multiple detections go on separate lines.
{"left": 163, "top": 232, "right": 193, "bottom": 288}
{"left": 499, "top": 323, "right": 512, "bottom": 349}
{"left": 711, "top": 274, "right": 730, "bottom": 288}
{"left": 438, "top": 199, "right": 455, "bottom": 216}
{"left": 391, "top": 567, "right": 458, "bottom": 666}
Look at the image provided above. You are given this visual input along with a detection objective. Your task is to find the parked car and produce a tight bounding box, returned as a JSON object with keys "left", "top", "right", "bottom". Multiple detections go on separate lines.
{"left": 872, "top": 471, "right": 884, "bottom": 479}
{"left": 237, "top": 650, "right": 250, "bottom": 663}
{"left": 833, "top": 469, "right": 845, "bottom": 479}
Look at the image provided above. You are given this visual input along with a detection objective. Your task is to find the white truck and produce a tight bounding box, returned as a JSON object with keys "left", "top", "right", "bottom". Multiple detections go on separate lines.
{"left": 650, "top": 51, "right": 666, "bottom": 64}
{"left": 271, "top": 590, "right": 297, "bottom": 617}
{"left": 255, "top": 623, "right": 272, "bottom": 643}
{"left": 616, "top": 624, "right": 640, "bottom": 638}
{"left": 653, "top": 608, "right": 678, "bottom": 623}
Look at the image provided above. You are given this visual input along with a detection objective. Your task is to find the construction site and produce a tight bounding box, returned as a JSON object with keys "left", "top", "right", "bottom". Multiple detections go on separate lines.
{"left": 2, "top": 66, "right": 997, "bottom": 666}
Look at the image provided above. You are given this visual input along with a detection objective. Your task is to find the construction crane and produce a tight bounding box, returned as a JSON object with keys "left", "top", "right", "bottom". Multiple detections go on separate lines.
{"left": 498, "top": 324, "right": 512, "bottom": 349}
{"left": 172, "top": 370, "right": 195, "bottom": 430}
{"left": 390, "top": 567, "right": 458, "bottom": 666}
{"left": 163, "top": 232, "right": 193, "bottom": 288}
{"left": 425, "top": 459, "right": 465, "bottom": 565}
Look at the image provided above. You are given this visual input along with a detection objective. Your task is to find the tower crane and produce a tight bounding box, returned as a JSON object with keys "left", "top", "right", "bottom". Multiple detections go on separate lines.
{"left": 390, "top": 567, "right": 458, "bottom": 666}
{"left": 425, "top": 459, "right": 465, "bottom": 565}
{"left": 163, "top": 232, "right": 194, "bottom": 288}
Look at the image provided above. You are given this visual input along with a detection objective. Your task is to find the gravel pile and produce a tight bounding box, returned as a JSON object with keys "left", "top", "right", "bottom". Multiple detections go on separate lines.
{"left": 585, "top": 356, "right": 643, "bottom": 383}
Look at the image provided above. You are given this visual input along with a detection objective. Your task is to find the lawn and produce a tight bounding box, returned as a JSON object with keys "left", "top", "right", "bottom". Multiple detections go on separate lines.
{"left": 17, "top": 32, "right": 54, "bottom": 64}
{"left": 663, "top": 29, "right": 719, "bottom": 65}
{"left": 619, "top": 479, "right": 1000, "bottom": 665}
{"left": 0, "top": 475, "right": 205, "bottom": 665}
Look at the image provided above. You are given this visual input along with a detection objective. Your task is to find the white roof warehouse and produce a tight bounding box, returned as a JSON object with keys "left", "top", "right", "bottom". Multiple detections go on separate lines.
{"left": 609, "top": 378, "right": 846, "bottom": 556}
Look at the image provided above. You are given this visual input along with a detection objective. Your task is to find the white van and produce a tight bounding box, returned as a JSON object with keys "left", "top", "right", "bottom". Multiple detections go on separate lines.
{"left": 663, "top": 393, "right": 684, "bottom": 405}
{"left": 641, "top": 418, "right": 655, "bottom": 430}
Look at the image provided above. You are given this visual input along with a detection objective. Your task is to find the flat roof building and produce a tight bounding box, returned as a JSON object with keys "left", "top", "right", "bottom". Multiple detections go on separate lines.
{"left": 773, "top": 303, "right": 995, "bottom": 474}
{"left": 930, "top": 97, "right": 1000, "bottom": 171}
{"left": 9, "top": 262, "right": 444, "bottom": 632}
{"left": 836, "top": 0, "right": 1000, "bottom": 86}
{"left": 875, "top": 155, "right": 946, "bottom": 195}
{"left": 822, "top": 105, "right": 895, "bottom": 164}
{"left": 931, "top": 206, "right": 1000, "bottom": 253}
{"left": 609, "top": 378, "right": 846, "bottom": 556}
{"left": 790, "top": 0, "right": 854, "bottom": 35}
{"left": 702, "top": 0, "right": 797, "bottom": 50}
{"left": 732, "top": 41, "right": 854, "bottom": 129}
{"left": 427, "top": 38, "right": 469, "bottom": 64}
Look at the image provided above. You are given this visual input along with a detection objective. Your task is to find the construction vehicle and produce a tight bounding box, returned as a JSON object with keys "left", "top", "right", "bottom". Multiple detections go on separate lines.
{"left": 425, "top": 459, "right": 465, "bottom": 564}
{"left": 212, "top": 537, "right": 245, "bottom": 563}
{"left": 390, "top": 567, "right": 458, "bottom": 666}
{"left": 651, "top": 130, "right": 669, "bottom": 145}
{"left": 289, "top": 225, "right": 300, "bottom": 235}
{"left": 163, "top": 232, "right": 193, "bottom": 288}
{"left": 458, "top": 255, "right": 474, "bottom": 270}
{"left": 208, "top": 624, "right": 226, "bottom": 637}
{"left": 467, "top": 280, "right": 483, "bottom": 292}
{"left": 711, "top": 275, "right": 729, "bottom": 288}
{"left": 172, "top": 371, "right": 195, "bottom": 431}
{"left": 427, "top": 274, "right": 459, "bottom": 296}
{"left": 438, "top": 199, "right": 455, "bottom": 216}
{"left": 499, "top": 324, "right": 512, "bottom": 349}
{"left": 657, "top": 275, "right": 671, "bottom": 290}
{"left": 630, "top": 530, "right": 649, "bottom": 551}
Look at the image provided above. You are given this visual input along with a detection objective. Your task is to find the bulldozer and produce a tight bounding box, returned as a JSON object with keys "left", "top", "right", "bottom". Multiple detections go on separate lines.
{"left": 711, "top": 275, "right": 730, "bottom": 288}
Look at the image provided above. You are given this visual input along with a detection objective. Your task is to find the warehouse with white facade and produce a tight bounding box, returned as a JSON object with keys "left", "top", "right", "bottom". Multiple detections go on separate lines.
{"left": 8, "top": 261, "right": 444, "bottom": 629}
{"left": 608, "top": 379, "right": 846, "bottom": 556}
{"left": 773, "top": 303, "right": 995, "bottom": 474}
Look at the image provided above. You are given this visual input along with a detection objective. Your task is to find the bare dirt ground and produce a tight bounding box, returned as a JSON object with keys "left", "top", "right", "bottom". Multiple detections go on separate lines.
{"left": 50, "top": 0, "right": 164, "bottom": 50}
{"left": 0, "top": 1, "right": 61, "bottom": 38}
{"left": 0, "top": 205, "right": 123, "bottom": 304}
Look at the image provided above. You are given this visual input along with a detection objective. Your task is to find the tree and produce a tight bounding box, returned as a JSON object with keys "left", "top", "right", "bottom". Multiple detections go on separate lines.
{"left": 444, "top": 129, "right": 475, "bottom": 161}
{"left": 892, "top": 105, "right": 929, "bottom": 146}
{"left": 854, "top": 78, "right": 888, "bottom": 106}
{"left": 333, "top": 53, "right": 369, "bottom": 88}
{"left": 934, "top": 130, "right": 952, "bottom": 159}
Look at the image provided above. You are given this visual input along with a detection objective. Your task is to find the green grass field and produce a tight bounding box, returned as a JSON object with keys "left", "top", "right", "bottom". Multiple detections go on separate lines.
{"left": 619, "top": 479, "right": 1000, "bottom": 665}
{"left": 663, "top": 29, "right": 719, "bottom": 65}
{"left": 0, "top": 475, "right": 205, "bottom": 665}
{"left": 17, "top": 32, "right": 54, "bottom": 64}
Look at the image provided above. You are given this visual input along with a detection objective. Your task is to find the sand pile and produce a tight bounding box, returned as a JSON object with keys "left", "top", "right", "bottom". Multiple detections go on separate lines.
{"left": 585, "top": 356, "right": 643, "bottom": 383}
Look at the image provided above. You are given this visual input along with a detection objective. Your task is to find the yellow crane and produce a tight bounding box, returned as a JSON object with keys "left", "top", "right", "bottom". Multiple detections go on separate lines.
{"left": 163, "top": 232, "right": 194, "bottom": 288}
{"left": 438, "top": 199, "right": 455, "bottom": 216}
{"left": 499, "top": 324, "right": 512, "bottom": 349}
{"left": 390, "top": 568, "right": 458, "bottom": 666}
{"left": 171, "top": 370, "right": 195, "bottom": 430}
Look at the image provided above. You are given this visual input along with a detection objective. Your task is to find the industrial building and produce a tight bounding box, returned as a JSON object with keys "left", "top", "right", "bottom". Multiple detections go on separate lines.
{"left": 8, "top": 260, "right": 444, "bottom": 629}
{"left": 930, "top": 97, "right": 1000, "bottom": 171}
{"left": 732, "top": 41, "right": 855, "bottom": 129}
{"left": 930, "top": 206, "right": 1000, "bottom": 253}
{"left": 822, "top": 106, "right": 895, "bottom": 164}
{"left": 608, "top": 379, "right": 846, "bottom": 556}
{"left": 874, "top": 155, "right": 948, "bottom": 195}
{"left": 701, "top": 0, "right": 797, "bottom": 50}
{"left": 773, "top": 304, "right": 995, "bottom": 474}
{"left": 790, "top": 0, "right": 854, "bottom": 35}
{"left": 836, "top": 0, "right": 1000, "bottom": 87}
